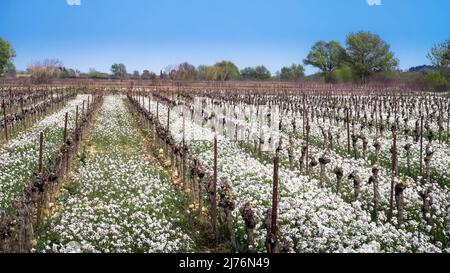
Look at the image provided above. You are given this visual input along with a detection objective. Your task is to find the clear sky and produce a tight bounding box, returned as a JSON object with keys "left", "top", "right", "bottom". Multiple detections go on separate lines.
{"left": 0, "top": 0, "right": 449, "bottom": 75}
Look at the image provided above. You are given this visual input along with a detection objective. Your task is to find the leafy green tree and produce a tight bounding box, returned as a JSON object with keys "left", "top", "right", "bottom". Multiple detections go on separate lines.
{"left": 330, "top": 65, "right": 353, "bottom": 83}
{"left": 197, "top": 65, "right": 217, "bottom": 80}
{"left": 425, "top": 40, "right": 450, "bottom": 91}
{"left": 425, "top": 70, "right": 450, "bottom": 92}
{"left": 303, "top": 41, "right": 346, "bottom": 81}
{"left": 240, "top": 67, "right": 256, "bottom": 80}
{"left": 141, "top": 70, "right": 157, "bottom": 80}
{"left": 427, "top": 40, "right": 450, "bottom": 70}
{"left": 214, "top": 61, "right": 240, "bottom": 80}
{"left": 111, "top": 63, "right": 128, "bottom": 79}
{"left": 241, "top": 65, "right": 271, "bottom": 80}
{"left": 197, "top": 61, "right": 240, "bottom": 81}
{"left": 346, "top": 31, "right": 398, "bottom": 83}
{"left": 0, "top": 38, "right": 16, "bottom": 76}
{"left": 279, "top": 64, "right": 305, "bottom": 80}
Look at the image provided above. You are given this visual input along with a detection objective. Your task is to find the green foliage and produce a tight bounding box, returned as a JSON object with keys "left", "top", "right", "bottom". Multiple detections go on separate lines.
{"left": 197, "top": 61, "right": 240, "bottom": 81}
{"left": 370, "top": 70, "right": 402, "bottom": 84}
{"left": 306, "top": 72, "right": 326, "bottom": 83}
{"left": 329, "top": 65, "right": 353, "bottom": 83}
{"left": 426, "top": 40, "right": 450, "bottom": 91}
{"left": 59, "top": 67, "right": 79, "bottom": 78}
{"left": 214, "top": 61, "right": 240, "bottom": 80}
{"left": 279, "top": 64, "right": 305, "bottom": 80}
{"left": 427, "top": 40, "right": 450, "bottom": 70}
{"left": 88, "top": 68, "right": 110, "bottom": 79}
{"left": 240, "top": 65, "right": 271, "bottom": 80}
{"left": 141, "top": 69, "right": 157, "bottom": 80}
{"left": 0, "top": 38, "right": 16, "bottom": 76}
{"left": 197, "top": 65, "right": 214, "bottom": 80}
{"left": 111, "top": 63, "right": 128, "bottom": 79}
{"left": 303, "top": 41, "right": 346, "bottom": 78}
{"left": 346, "top": 31, "right": 398, "bottom": 83}
{"left": 3, "top": 65, "right": 16, "bottom": 77}
{"left": 425, "top": 70, "right": 450, "bottom": 92}
{"left": 167, "top": 62, "right": 197, "bottom": 80}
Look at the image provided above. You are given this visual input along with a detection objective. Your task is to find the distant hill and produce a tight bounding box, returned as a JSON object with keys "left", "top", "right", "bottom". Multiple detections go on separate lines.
{"left": 408, "top": 65, "right": 436, "bottom": 72}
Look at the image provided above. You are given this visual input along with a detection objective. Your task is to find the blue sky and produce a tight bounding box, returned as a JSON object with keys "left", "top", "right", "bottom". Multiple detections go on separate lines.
{"left": 0, "top": 0, "right": 449, "bottom": 75}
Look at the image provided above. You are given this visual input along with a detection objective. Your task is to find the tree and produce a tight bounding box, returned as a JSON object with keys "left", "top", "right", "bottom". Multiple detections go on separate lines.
{"left": 240, "top": 67, "right": 255, "bottom": 80}
{"left": 346, "top": 31, "right": 398, "bottom": 83}
{"left": 279, "top": 64, "right": 305, "bottom": 80}
{"left": 88, "top": 68, "right": 109, "bottom": 79}
{"left": 329, "top": 65, "right": 353, "bottom": 83}
{"left": 427, "top": 40, "right": 450, "bottom": 70}
{"left": 141, "top": 70, "right": 157, "bottom": 80}
{"left": 303, "top": 41, "right": 346, "bottom": 80}
{"left": 197, "top": 65, "right": 219, "bottom": 80}
{"left": 241, "top": 65, "right": 271, "bottom": 80}
{"left": 132, "top": 70, "right": 140, "bottom": 79}
{"left": 425, "top": 71, "right": 450, "bottom": 92}
{"left": 60, "top": 67, "right": 80, "bottom": 78}
{"left": 214, "top": 61, "right": 240, "bottom": 81}
{"left": 0, "top": 38, "right": 16, "bottom": 76}
{"left": 3, "top": 65, "right": 16, "bottom": 77}
{"left": 27, "top": 59, "right": 63, "bottom": 83}
{"left": 197, "top": 65, "right": 213, "bottom": 80}
{"left": 111, "top": 63, "right": 127, "bottom": 79}
{"left": 426, "top": 40, "right": 450, "bottom": 91}
{"left": 167, "top": 62, "right": 197, "bottom": 80}
{"left": 197, "top": 61, "right": 240, "bottom": 81}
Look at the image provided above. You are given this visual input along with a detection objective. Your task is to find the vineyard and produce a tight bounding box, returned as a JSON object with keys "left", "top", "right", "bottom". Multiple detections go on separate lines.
{"left": 0, "top": 86, "right": 449, "bottom": 253}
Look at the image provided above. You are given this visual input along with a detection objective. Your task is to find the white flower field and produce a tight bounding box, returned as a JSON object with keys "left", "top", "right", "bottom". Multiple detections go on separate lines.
{"left": 0, "top": 88, "right": 449, "bottom": 253}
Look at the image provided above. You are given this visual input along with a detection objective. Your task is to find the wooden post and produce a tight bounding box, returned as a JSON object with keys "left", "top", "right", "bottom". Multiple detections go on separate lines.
{"left": 33, "top": 94, "right": 36, "bottom": 122}
{"left": 182, "top": 113, "right": 186, "bottom": 190}
{"left": 9, "top": 90, "right": 12, "bottom": 114}
{"left": 20, "top": 97, "right": 24, "bottom": 129}
{"left": 211, "top": 136, "right": 218, "bottom": 245}
{"left": 63, "top": 112, "right": 68, "bottom": 142}
{"left": 270, "top": 147, "right": 280, "bottom": 253}
{"left": 182, "top": 113, "right": 186, "bottom": 144}
{"left": 167, "top": 107, "right": 170, "bottom": 130}
{"left": 389, "top": 126, "right": 397, "bottom": 221}
{"left": 302, "top": 107, "right": 305, "bottom": 138}
{"left": 3, "top": 99, "right": 7, "bottom": 142}
{"left": 447, "top": 106, "right": 449, "bottom": 143}
{"left": 75, "top": 106, "right": 79, "bottom": 129}
{"left": 346, "top": 108, "right": 350, "bottom": 154}
{"left": 38, "top": 132, "right": 44, "bottom": 174}
{"left": 306, "top": 113, "right": 310, "bottom": 169}
{"left": 395, "top": 183, "right": 405, "bottom": 228}
{"left": 375, "top": 101, "right": 378, "bottom": 136}
{"left": 420, "top": 115, "right": 424, "bottom": 176}
{"left": 156, "top": 101, "right": 159, "bottom": 119}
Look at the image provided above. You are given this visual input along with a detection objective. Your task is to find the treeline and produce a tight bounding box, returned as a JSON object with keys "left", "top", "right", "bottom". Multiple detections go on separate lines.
{"left": 162, "top": 61, "right": 304, "bottom": 81}
{"left": 0, "top": 32, "right": 449, "bottom": 91}
{"left": 302, "top": 32, "right": 449, "bottom": 91}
